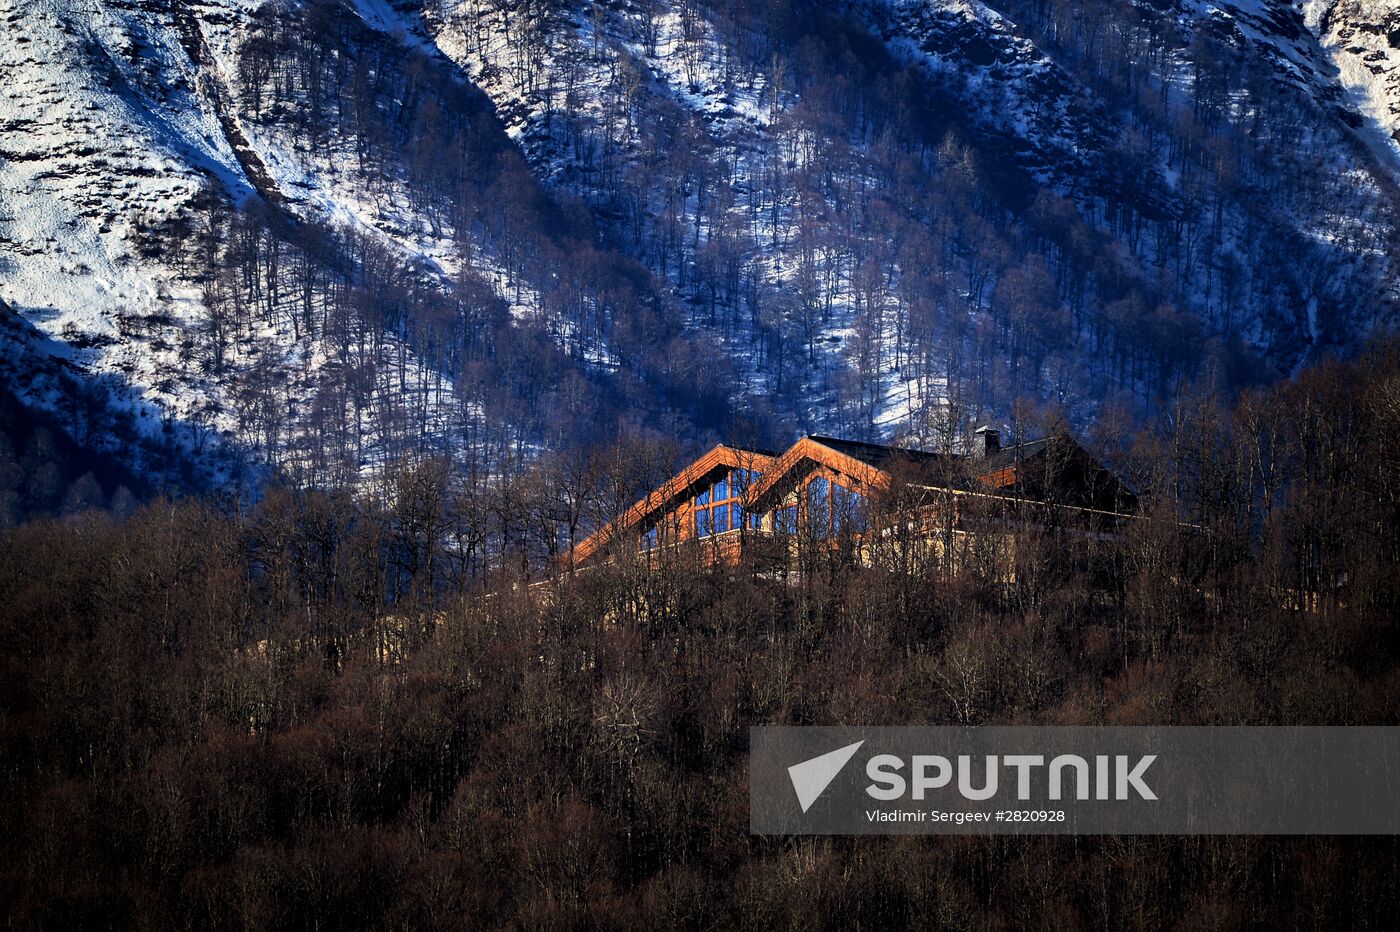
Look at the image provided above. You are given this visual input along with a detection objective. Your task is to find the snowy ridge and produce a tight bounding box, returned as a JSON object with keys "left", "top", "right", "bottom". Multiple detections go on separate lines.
{"left": 0, "top": 0, "right": 256, "bottom": 483}
{"left": 5, "top": 0, "right": 1400, "bottom": 489}
{"left": 866, "top": 0, "right": 1110, "bottom": 185}
{"left": 427, "top": 0, "right": 1400, "bottom": 435}
{"left": 0, "top": 0, "right": 520, "bottom": 484}
{"left": 431, "top": 0, "right": 954, "bottom": 435}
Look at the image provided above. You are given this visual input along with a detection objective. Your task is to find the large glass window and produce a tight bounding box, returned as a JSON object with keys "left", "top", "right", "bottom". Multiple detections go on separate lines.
{"left": 798, "top": 475, "right": 866, "bottom": 537}
{"left": 694, "top": 468, "right": 761, "bottom": 538}
{"left": 774, "top": 504, "right": 798, "bottom": 534}
{"left": 808, "top": 477, "right": 830, "bottom": 536}
{"left": 641, "top": 512, "right": 683, "bottom": 552}
{"left": 731, "top": 468, "right": 758, "bottom": 492}
{"left": 832, "top": 483, "right": 865, "bottom": 534}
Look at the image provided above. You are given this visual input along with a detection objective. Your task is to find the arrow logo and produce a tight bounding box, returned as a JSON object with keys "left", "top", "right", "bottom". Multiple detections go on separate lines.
{"left": 788, "top": 740, "right": 865, "bottom": 813}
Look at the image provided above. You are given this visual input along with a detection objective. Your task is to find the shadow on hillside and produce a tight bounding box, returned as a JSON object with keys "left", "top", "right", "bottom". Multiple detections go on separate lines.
{"left": 0, "top": 298, "right": 260, "bottom": 515}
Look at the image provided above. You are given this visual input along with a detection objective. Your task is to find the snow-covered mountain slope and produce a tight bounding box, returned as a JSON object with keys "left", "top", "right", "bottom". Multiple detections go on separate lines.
{"left": 0, "top": 0, "right": 405, "bottom": 482}
{"left": 419, "top": 0, "right": 1400, "bottom": 436}
{"left": 4, "top": 0, "right": 1400, "bottom": 489}
{"left": 1303, "top": 0, "right": 1400, "bottom": 157}
{"left": 0, "top": 0, "right": 251, "bottom": 483}
{"left": 0, "top": 0, "right": 625, "bottom": 486}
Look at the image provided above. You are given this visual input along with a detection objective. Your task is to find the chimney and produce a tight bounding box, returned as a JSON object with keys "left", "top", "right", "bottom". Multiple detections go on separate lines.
{"left": 973, "top": 425, "right": 1000, "bottom": 458}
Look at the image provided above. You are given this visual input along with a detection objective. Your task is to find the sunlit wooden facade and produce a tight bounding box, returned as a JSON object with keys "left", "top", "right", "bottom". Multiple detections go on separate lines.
{"left": 568, "top": 431, "right": 1138, "bottom": 572}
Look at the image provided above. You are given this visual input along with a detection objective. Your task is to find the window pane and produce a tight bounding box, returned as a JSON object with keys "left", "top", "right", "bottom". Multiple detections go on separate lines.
{"left": 776, "top": 506, "right": 797, "bottom": 534}
{"left": 698, "top": 486, "right": 711, "bottom": 506}
{"left": 715, "top": 505, "right": 731, "bottom": 533}
{"left": 808, "top": 477, "right": 829, "bottom": 534}
{"left": 714, "top": 477, "right": 729, "bottom": 502}
{"left": 834, "top": 486, "right": 856, "bottom": 528}
{"left": 696, "top": 507, "right": 712, "bottom": 537}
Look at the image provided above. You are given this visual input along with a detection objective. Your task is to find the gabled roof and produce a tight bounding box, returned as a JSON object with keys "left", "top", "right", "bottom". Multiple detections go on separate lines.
{"left": 972, "top": 435, "right": 1138, "bottom": 511}
{"left": 570, "top": 443, "right": 776, "bottom": 567}
{"left": 975, "top": 436, "right": 1053, "bottom": 490}
{"left": 982, "top": 436, "right": 1052, "bottom": 469}
{"left": 567, "top": 430, "right": 1136, "bottom": 569}
{"left": 745, "top": 432, "right": 1137, "bottom": 513}
{"left": 744, "top": 436, "right": 907, "bottom": 511}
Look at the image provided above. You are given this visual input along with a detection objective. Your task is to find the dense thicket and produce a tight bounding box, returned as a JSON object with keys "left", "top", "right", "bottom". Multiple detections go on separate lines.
{"left": 2, "top": 342, "right": 1399, "bottom": 928}
{"left": 0, "top": 385, "right": 144, "bottom": 527}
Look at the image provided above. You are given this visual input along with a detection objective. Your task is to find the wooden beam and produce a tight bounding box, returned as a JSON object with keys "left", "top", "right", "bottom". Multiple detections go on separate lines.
{"left": 569, "top": 445, "right": 776, "bottom": 567}
{"left": 743, "top": 437, "right": 893, "bottom": 512}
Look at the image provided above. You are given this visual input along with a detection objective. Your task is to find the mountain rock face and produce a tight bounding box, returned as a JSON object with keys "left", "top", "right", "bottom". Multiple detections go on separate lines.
{"left": 1305, "top": 0, "right": 1400, "bottom": 149}
{"left": 2, "top": 0, "right": 1399, "bottom": 487}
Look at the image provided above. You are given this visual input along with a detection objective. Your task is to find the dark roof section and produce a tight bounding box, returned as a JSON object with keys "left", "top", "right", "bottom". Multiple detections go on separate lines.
{"left": 978, "top": 436, "right": 1052, "bottom": 471}
{"left": 809, "top": 434, "right": 1058, "bottom": 472}
{"left": 809, "top": 434, "right": 1134, "bottom": 512}
{"left": 806, "top": 435, "right": 945, "bottom": 470}
{"left": 973, "top": 434, "right": 1138, "bottom": 513}
{"left": 724, "top": 443, "right": 784, "bottom": 461}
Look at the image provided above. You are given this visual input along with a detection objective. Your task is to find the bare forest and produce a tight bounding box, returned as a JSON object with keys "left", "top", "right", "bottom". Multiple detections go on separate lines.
{"left": 6, "top": 0, "right": 1400, "bottom": 927}
{"left": 4, "top": 341, "right": 1400, "bottom": 928}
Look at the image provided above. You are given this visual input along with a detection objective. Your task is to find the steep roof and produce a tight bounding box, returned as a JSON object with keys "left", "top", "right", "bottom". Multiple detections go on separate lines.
{"left": 569, "top": 443, "right": 776, "bottom": 567}
{"left": 744, "top": 436, "right": 906, "bottom": 510}
{"left": 972, "top": 435, "right": 1137, "bottom": 511}
{"left": 805, "top": 435, "right": 945, "bottom": 471}
{"left": 981, "top": 436, "right": 1052, "bottom": 469}
{"left": 567, "top": 431, "right": 1137, "bottom": 569}
{"left": 745, "top": 432, "right": 1136, "bottom": 512}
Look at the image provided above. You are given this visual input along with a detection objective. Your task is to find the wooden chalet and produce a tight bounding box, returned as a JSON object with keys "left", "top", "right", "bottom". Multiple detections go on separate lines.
{"left": 568, "top": 429, "right": 1138, "bottom": 573}
{"left": 568, "top": 442, "right": 779, "bottom": 568}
